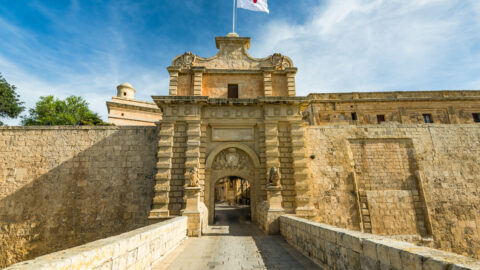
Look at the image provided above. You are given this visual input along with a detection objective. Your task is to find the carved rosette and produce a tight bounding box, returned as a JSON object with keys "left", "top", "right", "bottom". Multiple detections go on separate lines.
{"left": 211, "top": 148, "right": 252, "bottom": 170}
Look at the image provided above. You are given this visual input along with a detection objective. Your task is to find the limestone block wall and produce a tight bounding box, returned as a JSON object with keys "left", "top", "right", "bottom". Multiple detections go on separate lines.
{"left": 0, "top": 126, "right": 157, "bottom": 268}
{"left": 280, "top": 215, "right": 480, "bottom": 270}
{"left": 5, "top": 216, "right": 187, "bottom": 270}
{"left": 306, "top": 124, "right": 480, "bottom": 258}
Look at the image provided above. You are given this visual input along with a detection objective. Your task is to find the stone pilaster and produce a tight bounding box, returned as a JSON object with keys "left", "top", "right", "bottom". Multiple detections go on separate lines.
{"left": 192, "top": 67, "right": 204, "bottom": 96}
{"left": 183, "top": 187, "right": 202, "bottom": 237}
{"left": 199, "top": 124, "right": 207, "bottom": 191}
{"left": 262, "top": 185, "right": 285, "bottom": 234}
{"left": 263, "top": 71, "right": 273, "bottom": 96}
{"left": 264, "top": 121, "right": 280, "bottom": 175}
{"left": 149, "top": 121, "right": 174, "bottom": 218}
{"left": 286, "top": 68, "right": 297, "bottom": 97}
{"left": 290, "top": 120, "right": 315, "bottom": 218}
{"left": 168, "top": 70, "right": 179, "bottom": 96}
{"left": 184, "top": 120, "right": 202, "bottom": 184}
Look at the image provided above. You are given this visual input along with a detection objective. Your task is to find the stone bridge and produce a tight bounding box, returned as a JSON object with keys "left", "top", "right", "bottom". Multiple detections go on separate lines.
{"left": 7, "top": 205, "right": 480, "bottom": 270}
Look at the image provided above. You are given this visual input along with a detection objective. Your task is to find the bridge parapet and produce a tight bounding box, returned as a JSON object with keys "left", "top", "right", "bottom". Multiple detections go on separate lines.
{"left": 5, "top": 217, "right": 187, "bottom": 270}
{"left": 280, "top": 215, "right": 480, "bottom": 270}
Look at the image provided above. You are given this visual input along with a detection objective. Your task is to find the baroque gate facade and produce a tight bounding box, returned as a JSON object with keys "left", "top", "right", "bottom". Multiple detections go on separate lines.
{"left": 147, "top": 34, "right": 315, "bottom": 231}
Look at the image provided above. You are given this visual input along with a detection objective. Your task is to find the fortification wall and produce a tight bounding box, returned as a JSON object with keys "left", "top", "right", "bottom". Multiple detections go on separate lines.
{"left": 306, "top": 124, "right": 480, "bottom": 259}
{"left": 0, "top": 126, "right": 157, "bottom": 268}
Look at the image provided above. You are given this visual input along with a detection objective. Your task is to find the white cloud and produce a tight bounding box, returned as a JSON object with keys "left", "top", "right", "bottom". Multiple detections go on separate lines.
{"left": 252, "top": 0, "right": 480, "bottom": 94}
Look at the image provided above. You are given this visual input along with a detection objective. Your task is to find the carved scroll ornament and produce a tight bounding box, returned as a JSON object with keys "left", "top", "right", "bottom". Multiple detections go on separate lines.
{"left": 212, "top": 148, "right": 251, "bottom": 170}
{"left": 173, "top": 52, "right": 196, "bottom": 67}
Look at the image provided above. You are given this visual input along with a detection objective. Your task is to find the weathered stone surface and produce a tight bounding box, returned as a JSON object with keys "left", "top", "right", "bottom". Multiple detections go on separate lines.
{"left": 0, "top": 126, "right": 157, "bottom": 268}
{"left": 280, "top": 215, "right": 480, "bottom": 270}
{"left": 306, "top": 124, "right": 480, "bottom": 258}
{"left": 5, "top": 216, "right": 187, "bottom": 270}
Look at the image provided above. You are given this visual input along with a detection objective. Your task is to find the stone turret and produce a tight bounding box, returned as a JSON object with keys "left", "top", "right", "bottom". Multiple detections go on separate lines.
{"left": 116, "top": 82, "right": 136, "bottom": 99}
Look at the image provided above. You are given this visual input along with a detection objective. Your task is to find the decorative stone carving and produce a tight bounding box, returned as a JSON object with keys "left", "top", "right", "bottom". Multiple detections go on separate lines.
{"left": 212, "top": 148, "right": 251, "bottom": 170}
{"left": 187, "top": 167, "right": 199, "bottom": 187}
{"left": 270, "top": 53, "right": 291, "bottom": 70}
{"left": 169, "top": 37, "right": 295, "bottom": 71}
{"left": 173, "top": 52, "right": 196, "bottom": 67}
{"left": 268, "top": 167, "right": 280, "bottom": 187}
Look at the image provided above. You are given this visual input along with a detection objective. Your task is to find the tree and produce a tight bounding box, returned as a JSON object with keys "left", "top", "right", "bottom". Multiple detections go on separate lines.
{"left": 21, "top": 95, "right": 109, "bottom": 126}
{"left": 0, "top": 73, "right": 24, "bottom": 125}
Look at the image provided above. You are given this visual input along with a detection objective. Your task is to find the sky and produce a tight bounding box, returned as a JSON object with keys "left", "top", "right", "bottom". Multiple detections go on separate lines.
{"left": 1, "top": 0, "right": 480, "bottom": 125}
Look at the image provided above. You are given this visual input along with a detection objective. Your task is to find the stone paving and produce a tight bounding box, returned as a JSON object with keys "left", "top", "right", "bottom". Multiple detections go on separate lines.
{"left": 153, "top": 204, "right": 320, "bottom": 270}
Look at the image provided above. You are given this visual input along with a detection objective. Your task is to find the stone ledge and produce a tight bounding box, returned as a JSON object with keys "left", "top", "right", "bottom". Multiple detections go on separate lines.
{"left": 0, "top": 126, "right": 156, "bottom": 130}
{"left": 5, "top": 216, "right": 188, "bottom": 270}
{"left": 280, "top": 215, "right": 480, "bottom": 270}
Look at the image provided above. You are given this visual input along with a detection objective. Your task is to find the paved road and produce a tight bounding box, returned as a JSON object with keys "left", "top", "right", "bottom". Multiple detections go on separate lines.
{"left": 153, "top": 204, "right": 320, "bottom": 270}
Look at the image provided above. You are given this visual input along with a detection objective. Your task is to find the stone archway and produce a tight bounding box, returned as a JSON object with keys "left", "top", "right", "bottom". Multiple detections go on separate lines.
{"left": 205, "top": 143, "right": 261, "bottom": 225}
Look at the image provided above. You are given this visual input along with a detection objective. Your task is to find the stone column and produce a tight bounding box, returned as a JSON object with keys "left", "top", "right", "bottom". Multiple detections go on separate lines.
{"left": 263, "top": 185, "right": 285, "bottom": 234}
{"left": 149, "top": 121, "right": 174, "bottom": 218}
{"left": 285, "top": 68, "right": 297, "bottom": 97}
{"left": 182, "top": 120, "right": 202, "bottom": 232}
{"left": 192, "top": 67, "right": 204, "bottom": 96}
{"left": 291, "top": 120, "right": 315, "bottom": 218}
{"left": 184, "top": 120, "right": 201, "bottom": 177}
{"left": 263, "top": 69, "right": 273, "bottom": 96}
{"left": 264, "top": 121, "right": 280, "bottom": 175}
{"left": 168, "top": 69, "right": 179, "bottom": 96}
{"left": 183, "top": 186, "right": 202, "bottom": 237}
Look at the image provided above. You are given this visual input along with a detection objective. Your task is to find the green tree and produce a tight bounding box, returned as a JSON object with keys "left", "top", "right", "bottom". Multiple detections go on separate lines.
{"left": 21, "top": 95, "right": 109, "bottom": 126}
{"left": 0, "top": 73, "right": 24, "bottom": 125}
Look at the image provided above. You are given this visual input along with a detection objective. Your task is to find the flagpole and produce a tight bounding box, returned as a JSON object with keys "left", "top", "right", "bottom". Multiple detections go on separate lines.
{"left": 232, "top": 0, "right": 236, "bottom": 33}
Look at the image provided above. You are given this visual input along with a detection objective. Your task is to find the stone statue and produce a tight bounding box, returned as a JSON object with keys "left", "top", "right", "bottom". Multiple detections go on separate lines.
{"left": 268, "top": 167, "right": 280, "bottom": 187}
{"left": 188, "top": 167, "right": 199, "bottom": 187}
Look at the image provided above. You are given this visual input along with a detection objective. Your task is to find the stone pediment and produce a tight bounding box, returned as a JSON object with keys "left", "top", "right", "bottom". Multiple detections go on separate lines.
{"left": 170, "top": 33, "right": 294, "bottom": 71}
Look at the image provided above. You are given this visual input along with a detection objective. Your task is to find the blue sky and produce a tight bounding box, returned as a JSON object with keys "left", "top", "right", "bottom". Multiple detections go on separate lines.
{"left": 1, "top": 0, "right": 480, "bottom": 125}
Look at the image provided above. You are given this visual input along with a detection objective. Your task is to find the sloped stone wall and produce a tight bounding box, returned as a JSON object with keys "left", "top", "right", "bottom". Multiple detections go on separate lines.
{"left": 0, "top": 126, "right": 157, "bottom": 268}
{"left": 306, "top": 124, "right": 480, "bottom": 259}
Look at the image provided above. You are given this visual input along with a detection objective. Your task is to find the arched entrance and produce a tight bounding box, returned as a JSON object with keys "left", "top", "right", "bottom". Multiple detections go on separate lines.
{"left": 213, "top": 176, "right": 251, "bottom": 224}
{"left": 205, "top": 143, "right": 261, "bottom": 225}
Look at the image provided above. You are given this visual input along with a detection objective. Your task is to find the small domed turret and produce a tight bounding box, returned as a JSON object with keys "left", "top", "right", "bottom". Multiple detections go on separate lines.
{"left": 117, "top": 82, "right": 136, "bottom": 99}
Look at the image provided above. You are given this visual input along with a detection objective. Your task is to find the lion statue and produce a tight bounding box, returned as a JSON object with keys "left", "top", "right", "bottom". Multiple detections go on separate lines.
{"left": 188, "top": 167, "right": 199, "bottom": 187}
{"left": 268, "top": 166, "right": 280, "bottom": 187}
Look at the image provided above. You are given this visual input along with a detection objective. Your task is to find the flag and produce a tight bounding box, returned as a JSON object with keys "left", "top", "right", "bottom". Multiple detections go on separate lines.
{"left": 237, "top": 0, "right": 269, "bottom": 14}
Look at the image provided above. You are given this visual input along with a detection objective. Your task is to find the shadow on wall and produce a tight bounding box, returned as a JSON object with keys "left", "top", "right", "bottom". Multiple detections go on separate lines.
{"left": 0, "top": 127, "right": 158, "bottom": 268}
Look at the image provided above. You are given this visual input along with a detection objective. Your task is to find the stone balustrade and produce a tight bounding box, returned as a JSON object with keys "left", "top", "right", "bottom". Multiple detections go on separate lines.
{"left": 5, "top": 217, "right": 187, "bottom": 270}
{"left": 280, "top": 215, "right": 480, "bottom": 270}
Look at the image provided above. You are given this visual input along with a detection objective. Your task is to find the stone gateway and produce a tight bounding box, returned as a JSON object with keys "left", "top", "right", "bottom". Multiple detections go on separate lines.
{"left": 1, "top": 33, "right": 480, "bottom": 268}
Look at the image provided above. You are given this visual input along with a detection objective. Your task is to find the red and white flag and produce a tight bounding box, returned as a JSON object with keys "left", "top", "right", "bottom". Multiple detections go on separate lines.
{"left": 237, "top": 0, "right": 269, "bottom": 14}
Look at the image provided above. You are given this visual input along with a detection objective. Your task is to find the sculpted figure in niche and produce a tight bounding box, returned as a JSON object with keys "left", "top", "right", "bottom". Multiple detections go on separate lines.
{"left": 268, "top": 166, "right": 280, "bottom": 187}
{"left": 188, "top": 167, "right": 199, "bottom": 187}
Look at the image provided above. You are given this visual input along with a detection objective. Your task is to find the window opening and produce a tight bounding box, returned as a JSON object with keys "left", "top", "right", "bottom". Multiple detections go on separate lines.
{"left": 423, "top": 114, "right": 433, "bottom": 123}
{"left": 351, "top": 112, "right": 357, "bottom": 121}
{"left": 377, "top": 114, "right": 385, "bottom": 123}
{"left": 473, "top": 113, "right": 480, "bottom": 123}
{"left": 228, "top": 84, "right": 238, "bottom": 98}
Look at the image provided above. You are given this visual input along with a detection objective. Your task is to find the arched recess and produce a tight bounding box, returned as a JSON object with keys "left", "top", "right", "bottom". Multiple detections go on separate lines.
{"left": 205, "top": 143, "right": 262, "bottom": 225}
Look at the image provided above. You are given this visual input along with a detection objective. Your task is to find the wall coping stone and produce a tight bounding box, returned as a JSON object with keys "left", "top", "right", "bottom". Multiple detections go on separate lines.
{"left": 0, "top": 126, "right": 157, "bottom": 130}
{"left": 280, "top": 215, "right": 480, "bottom": 269}
{"left": 5, "top": 216, "right": 187, "bottom": 270}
